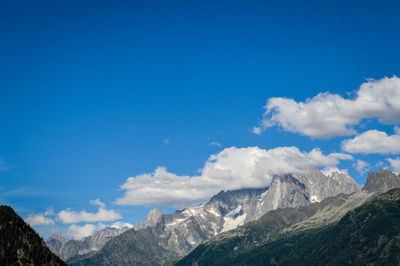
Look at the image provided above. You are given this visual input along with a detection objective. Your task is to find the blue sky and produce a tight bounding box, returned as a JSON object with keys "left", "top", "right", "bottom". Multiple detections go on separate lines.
{"left": 1, "top": 0, "right": 400, "bottom": 238}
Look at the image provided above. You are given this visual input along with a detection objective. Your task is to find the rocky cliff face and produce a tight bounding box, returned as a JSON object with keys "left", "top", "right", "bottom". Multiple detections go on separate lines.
{"left": 363, "top": 168, "right": 400, "bottom": 193}
{"left": 68, "top": 168, "right": 360, "bottom": 265}
{"left": 294, "top": 168, "right": 360, "bottom": 202}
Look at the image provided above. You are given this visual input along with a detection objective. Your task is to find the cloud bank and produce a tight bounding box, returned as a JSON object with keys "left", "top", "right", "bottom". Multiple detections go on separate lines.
{"left": 256, "top": 76, "right": 400, "bottom": 138}
{"left": 342, "top": 128, "right": 400, "bottom": 155}
{"left": 110, "top": 221, "right": 134, "bottom": 230}
{"left": 387, "top": 157, "right": 400, "bottom": 173}
{"left": 354, "top": 159, "right": 370, "bottom": 174}
{"left": 57, "top": 208, "right": 122, "bottom": 224}
{"left": 26, "top": 213, "right": 55, "bottom": 226}
{"left": 116, "top": 146, "right": 352, "bottom": 206}
{"left": 66, "top": 223, "right": 106, "bottom": 240}
{"left": 89, "top": 198, "right": 106, "bottom": 208}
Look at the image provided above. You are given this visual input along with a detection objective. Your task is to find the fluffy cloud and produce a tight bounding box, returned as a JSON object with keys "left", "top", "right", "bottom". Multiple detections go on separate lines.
{"left": 66, "top": 223, "right": 106, "bottom": 240}
{"left": 252, "top": 126, "right": 262, "bottom": 135}
{"left": 387, "top": 157, "right": 400, "bottom": 173}
{"left": 342, "top": 129, "right": 400, "bottom": 154}
{"left": 89, "top": 198, "right": 106, "bottom": 208}
{"left": 110, "top": 221, "right": 133, "bottom": 229}
{"left": 115, "top": 146, "right": 352, "bottom": 206}
{"left": 57, "top": 208, "right": 122, "bottom": 224}
{"left": 354, "top": 159, "right": 370, "bottom": 174}
{"left": 44, "top": 208, "right": 54, "bottom": 216}
{"left": 320, "top": 166, "right": 348, "bottom": 176}
{"left": 256, "top": 76, "right": 400, "bottom": 138}
{"left": 26, "top": 213, "right": 55, "bottom": 226}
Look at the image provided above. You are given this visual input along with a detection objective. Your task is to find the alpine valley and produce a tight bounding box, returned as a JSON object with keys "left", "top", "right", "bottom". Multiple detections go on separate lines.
{"left": 42, "top": 168, "right": 400, "bottom": 265}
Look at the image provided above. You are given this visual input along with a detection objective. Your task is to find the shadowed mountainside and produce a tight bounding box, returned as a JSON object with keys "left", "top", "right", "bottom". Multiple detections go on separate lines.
{"left": 0, "top": 205, "right": 66, "bottom": 266}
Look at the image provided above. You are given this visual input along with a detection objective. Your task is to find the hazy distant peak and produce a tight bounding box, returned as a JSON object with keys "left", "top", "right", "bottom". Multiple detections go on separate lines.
{"left": 48, "top": 233, "right": 68, "bottom": 243}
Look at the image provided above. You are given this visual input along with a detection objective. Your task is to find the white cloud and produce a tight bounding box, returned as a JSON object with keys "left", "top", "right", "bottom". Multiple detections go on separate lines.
{"left": 26, "top": 213, "right": 55, "bottom": 226}
{"left": 66, "top": 223, "right": 106, "bottom": 240}
{"left": 115, "top": 146, "right": 352, "bottom": 206}
{"left": 387, "top": 157, "right": 400, "bottom": 173}
{"left": 320, "top": 166, "right": 348, "bottom": 176}
{"left": 89, "top": 198, "right": 106, "bottom": 208}
{"left": 44, "top": 207, "right": 54, "bottom": 216}
{"left": 163, "top": 139, "right": 170, "bottom": 145}
{"left": 252, "top": 126, "right": 262, "bottom": 135}
{"left": 353, "top": 159, "right": 370, "bottom": 174}
{"left": 375, "top": 161, "right": 386, "bottom": 168}
{"left": 110, "top": 221, "right": 133, "bottom": 229}
{"left": 342, "top": 129, "right": 400, "bottom": 154}
{"left": 256, "top": 76, "right": 400, "bottom": 138}
{"left": 57, "top": 208, "right": 122, "bottom": 224}
{"left": 209, "top": 142, "right": 222, "bottom": 147}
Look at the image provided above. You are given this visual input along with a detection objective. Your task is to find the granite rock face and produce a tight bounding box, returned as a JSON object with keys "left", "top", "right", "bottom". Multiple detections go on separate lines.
{"left": 294, "top": 168, "right": 360, "bottom": 202}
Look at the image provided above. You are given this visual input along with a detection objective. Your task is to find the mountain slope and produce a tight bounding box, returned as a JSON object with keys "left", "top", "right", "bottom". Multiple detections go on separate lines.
{"left": 0, "top": 205, "right": 66, "bottom": 266}
{"left": 69, "top": 169, "right": 359, "bottom": 265}
{"left": 177, "top": 188, "right": 400, "bottom": 265}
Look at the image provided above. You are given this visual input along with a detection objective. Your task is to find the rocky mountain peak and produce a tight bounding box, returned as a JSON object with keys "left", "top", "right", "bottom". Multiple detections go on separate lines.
{"left": 133, "top": 208, "right": 164, "bottom": 231}
{"left": 293, "top": 168, "right": 360, "bottom": 202}
{"left": 48, "top": 233, "right": 68, "bottom": 244}
{"left": 144, "top": 208, "right": 163, "bottom": 227}
{"left": 363, "top": 168, "right": 400, "bottom": 193}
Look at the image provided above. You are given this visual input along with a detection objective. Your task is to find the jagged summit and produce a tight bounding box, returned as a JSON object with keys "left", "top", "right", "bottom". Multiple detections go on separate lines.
{"left": 294, "top": 168, "right": 360, "bottom": 202}
{"left": 145, "top": 208, "right": 164, "bottom": 227}
{"left": 133, "top": 208, "right": 164, "bottom": 230}
{"left": 363, "top": 168, "right": 400, "bottom": 193}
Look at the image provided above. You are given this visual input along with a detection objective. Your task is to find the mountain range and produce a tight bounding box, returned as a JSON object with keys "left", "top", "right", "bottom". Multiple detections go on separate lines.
{"left": 177, "top": 168, "right": 400, "bottom": 265}
{"left": 47, "top": 168, "right": 367, "bottom": 265}
{"left": 178, "top": 187, "right": 400, "bottom": 265}
{"left": 2, "top": 168, "right": 399, "bottom": 265}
